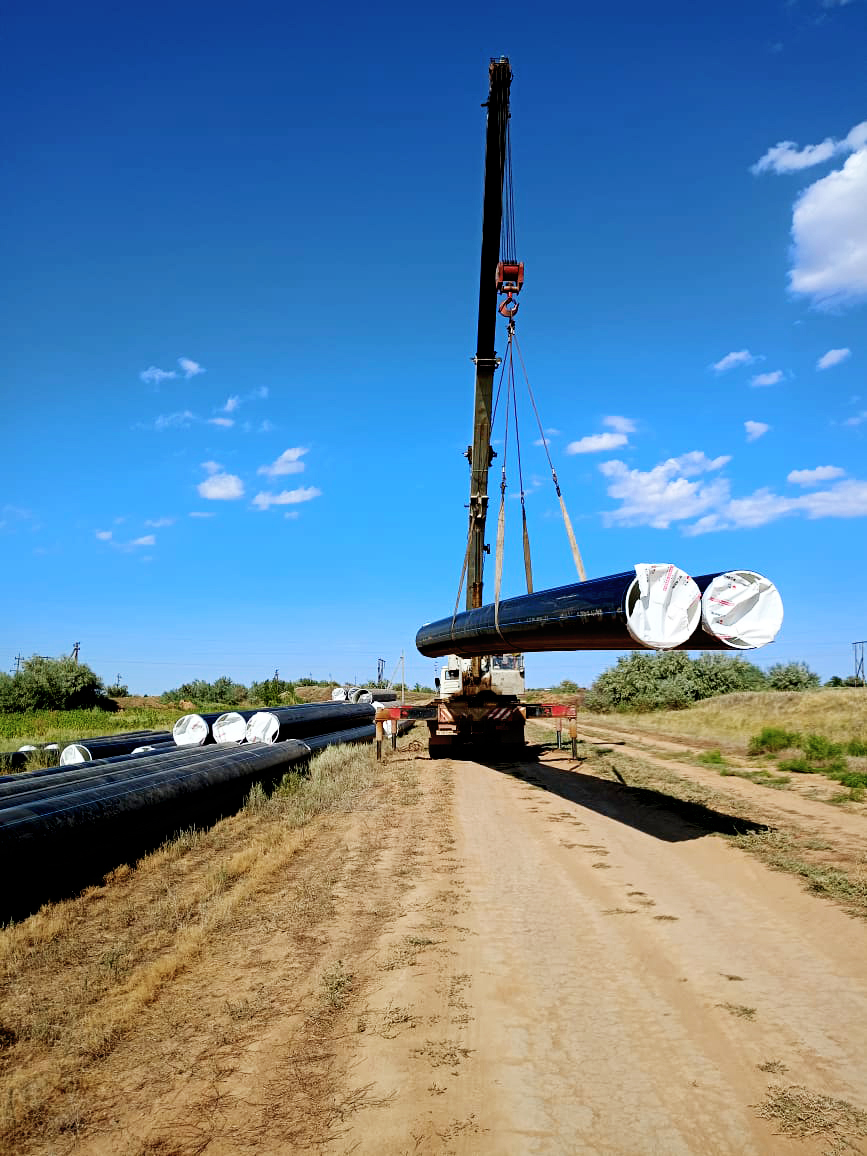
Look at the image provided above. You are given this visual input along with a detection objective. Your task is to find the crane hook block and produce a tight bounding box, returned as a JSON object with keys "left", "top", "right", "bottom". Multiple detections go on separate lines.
{"left": 496, "top": 261, "right": 524, "bottom": 295}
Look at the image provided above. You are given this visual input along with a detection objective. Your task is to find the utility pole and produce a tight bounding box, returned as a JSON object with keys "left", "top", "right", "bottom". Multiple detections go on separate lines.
{"left": 401, "top": 651, "right": 406, "bottom": 704}
{"left": 377, "top": 657, "right": 385, "bottom": 686}
{"left": 14, "top": 654, "right": 23, "bottom": 673}
{"left": 72, "top": 642, "right": 80, "bottom": 664}
{"left": 855, "top": 641, "right": 866, "bottom": 687}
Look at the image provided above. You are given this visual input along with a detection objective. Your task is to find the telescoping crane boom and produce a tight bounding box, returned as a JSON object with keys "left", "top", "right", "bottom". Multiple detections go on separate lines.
{"left": 374, "top": 57, "right": 579, "bottom": 760}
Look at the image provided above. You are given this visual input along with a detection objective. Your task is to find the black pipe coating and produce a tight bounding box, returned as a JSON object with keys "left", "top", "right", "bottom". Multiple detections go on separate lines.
{"left": 416, "top": 571, "right": 646, "bottom": 658}
{"left": 246, "top": 702, "right": 375, "bottom": 743}
{"left": 0, "top": 725, "right": 375, "bottom": 920}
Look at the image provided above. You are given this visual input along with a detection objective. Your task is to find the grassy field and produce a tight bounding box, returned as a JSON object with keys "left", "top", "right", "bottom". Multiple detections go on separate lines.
{"left": 0, "top": 705, "right": 181, "bottom": 750}
{"left": 577, "top": 688, "right": 867, "bottom": 751}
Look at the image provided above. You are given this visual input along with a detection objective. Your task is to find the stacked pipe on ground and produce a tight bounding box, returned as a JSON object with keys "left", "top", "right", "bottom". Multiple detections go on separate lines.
{"left": 0, "top": 724, "right": 376, "bottom": 920}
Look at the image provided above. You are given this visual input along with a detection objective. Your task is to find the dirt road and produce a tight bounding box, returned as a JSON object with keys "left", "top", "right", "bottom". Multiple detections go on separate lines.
{"left": 4, "top": 741, "right": 867, "bottom": 1154}
{"left": 329, "top": 753, "right": 867, "bottom": 1155}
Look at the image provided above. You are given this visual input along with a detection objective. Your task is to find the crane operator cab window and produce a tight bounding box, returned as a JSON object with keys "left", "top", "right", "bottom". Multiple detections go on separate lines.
{"left": 492, "top": 654, "right": 522, "bottom": 672}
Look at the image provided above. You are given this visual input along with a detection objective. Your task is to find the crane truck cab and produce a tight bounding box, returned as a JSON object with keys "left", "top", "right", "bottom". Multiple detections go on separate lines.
{"left": 437, "top": 653, "right": 525, "bottom": 700}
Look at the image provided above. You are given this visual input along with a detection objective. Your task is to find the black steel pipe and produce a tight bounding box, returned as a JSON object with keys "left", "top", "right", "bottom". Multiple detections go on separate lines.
{"left": 245, "top": 702, "right": 375, "bottom": 743}
{"left": 416, "top": 566, "right": 703, "bottom": 657}
{"left": 417, "top": 566, "right": 782, "bottom": 658}
{"left": 0, "top": 726, "right": 375, "bottom": 920}
{"left": 60, "top": 732, "right": 173, "bottom": 764}
{"left": 0, "top": 743, "right": 249, "bottom": 804}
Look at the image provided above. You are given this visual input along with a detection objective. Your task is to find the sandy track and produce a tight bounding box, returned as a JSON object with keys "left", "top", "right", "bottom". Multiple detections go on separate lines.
{"left": 332, "top": 754, "right": 867, "bottom": 1155}
{"left": 6, "top": 746, "right": 867, "bottom": 1154}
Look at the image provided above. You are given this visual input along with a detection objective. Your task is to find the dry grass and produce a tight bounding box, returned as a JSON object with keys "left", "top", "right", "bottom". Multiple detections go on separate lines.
{"left": 757, "top": 1084, "right": 867, "bottom": 1154}
{"left": 0, "top": 741, "right": 382, "bottom": 1153}
{"left": 576, "top": 689, "right": 867, "bottom": 752}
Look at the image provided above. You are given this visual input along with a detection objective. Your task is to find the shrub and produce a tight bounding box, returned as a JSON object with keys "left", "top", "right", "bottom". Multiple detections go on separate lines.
{"left": 554, "top": 679, "right": 580, "bottom": 694}
{"left": 585, "top": 651, "right": 767, "bottom": 714}
{"left": 748, "top": 727, "right": 802, "bottom": 755}
{"left": 767, "top": 661, "right": 820, "bottom": 691}
{"left": 802, "top": 733, "right": 844, "bottom": 760}
{"left": 0, "top": 655, "right": 109, "bottom": 712}
{"left": 846, "top": 738, "right": 867, "bottom": 757}
{"left": 161, "top": 676, "right": 248, "bottom": 706}
{"left": 105, "top": 682, "right": 129, "bottom": 698}
{"left": 249, "top": 677, "right": 297, "bottom": 706}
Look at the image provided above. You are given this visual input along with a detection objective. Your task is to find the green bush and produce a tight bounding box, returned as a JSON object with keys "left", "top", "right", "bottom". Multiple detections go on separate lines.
{"left": 249, "top": 677, "right": 297, "bottom": 706}
{"left": 748, "top": 727, "right": 802, "bottom": 755}
{"left": 802, "top": 733, "right": 844, "bottom": 760}
{"left": 585, "top": 651, "right": 768, "bottom": 714}
{"left": 846, "top": 737, "right": 867, "bottom": 757}
{"left": 767, "top": 661, "right": 821, "bottom": 691}
{"left": 0, "top": 656, "right": 110, "bottom": 712}
{"left": 105, "top": 682, "right": 129, "bottom": 698}
{"left": 161, "top": 676, "right": 248, "bottom": 706}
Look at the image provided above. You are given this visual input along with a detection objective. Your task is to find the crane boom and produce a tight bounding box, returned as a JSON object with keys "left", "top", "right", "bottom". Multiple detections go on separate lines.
{"left": 466, "top": 56, "right": 512, "bottom": 613}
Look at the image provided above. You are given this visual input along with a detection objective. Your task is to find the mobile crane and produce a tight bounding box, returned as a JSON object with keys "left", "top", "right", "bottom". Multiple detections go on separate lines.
{"left": 376, "top": 58, "right": 577, "bottom": 760}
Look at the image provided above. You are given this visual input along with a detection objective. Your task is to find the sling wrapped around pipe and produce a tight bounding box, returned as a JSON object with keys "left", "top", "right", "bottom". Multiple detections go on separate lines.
{"left": 416, "top": 564, "right": 703, "bottom": 658}
{"left": 244, "top": 702, "right": 375, "bottom": 744}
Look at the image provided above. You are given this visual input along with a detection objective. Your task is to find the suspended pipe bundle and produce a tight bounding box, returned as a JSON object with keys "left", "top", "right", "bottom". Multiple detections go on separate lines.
{"left": 417, "top": 564, "right": 703, "bottom": 657}
{"left": 245, "top": 702, "right": 375, "bottom": 744}
{"left": 417, "top": 565, "right": 783, "bottom": 657}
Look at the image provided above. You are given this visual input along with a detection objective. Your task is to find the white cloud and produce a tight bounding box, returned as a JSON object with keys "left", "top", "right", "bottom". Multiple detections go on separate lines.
{"left": 751, "top": 121, "right": 867, "bottom": 175}
{"left": 155, "top": 410, "right": 195, "bottom": 430}
{"left": 95, "top": 530, "right": 113, "bottom": 541}
{"left": 284, "top": 511, "right": 300, "bottom": 520}
{"left": 751, "top": 370, "right": 784, "bottom": 387}
{"left": 602, "top": 415, "right": 636, "bottom": 434}
{"left": 787, "top": 465, "right": 846, "bottom": 486}
{"left": 178, "top": 357, "right": 205, "bottom": 379}
{"left": 223, "top": 396, "right": 240, "bottom": 413}
{"left": 189, "top": 511, "right": 216, "bottom": 518}
{"left": 845, "top": 410, "right": 867, "bottom": 426}
{"left": 145, "top": 517, "right": 174, "bottom": 527}
{"left": 817, "top": 347, "right": 851, "bottom": 370}
{"left": 198, "top": 473, "right": 244, "bottom": 500}
{"left": 208, "top": 417, "right": 235, "bottom": 428}
{"left": 257, "top": 447, "right": 308, "bottom": 477}
{"left": 566, "top": 432, "right": 629, "bottom": 454}
{"left": 745, "top": 421, "right": 770, "bottom": 442}
{"left": 797, "top": 479, "right": 867, "bottom": 517}
{"left": 603, "top": 450, "right": 867, "bottom": 534}
{"left": 201, "top": 460, "right": 222, "bottom": 475}
{"left": 140, "top": 366, "right": 177, "bottom": 385}
{"left": 251, "top": 486, "right": 322, "bottom": 511}
{"left": 599, "top": 451, "right": 730, "bottom": 529}
{"left": 790, "top": 147, "right": 867, "bottom": 307}
{"left": 712, "top": 350, "right": 758, "bottom": 373}
{"left": 752, "top": 138, "right": 838, "bottom": 175}
{"left": 131, "top": 535, "right": 156, "bottom": 547}
{"left": 258, "top": 419, "right": 275, "bottom": 433}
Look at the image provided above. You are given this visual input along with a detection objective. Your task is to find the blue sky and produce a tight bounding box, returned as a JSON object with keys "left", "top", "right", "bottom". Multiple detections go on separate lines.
{"left": 2, "top": 0, "right": 866, "bottom": 693}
